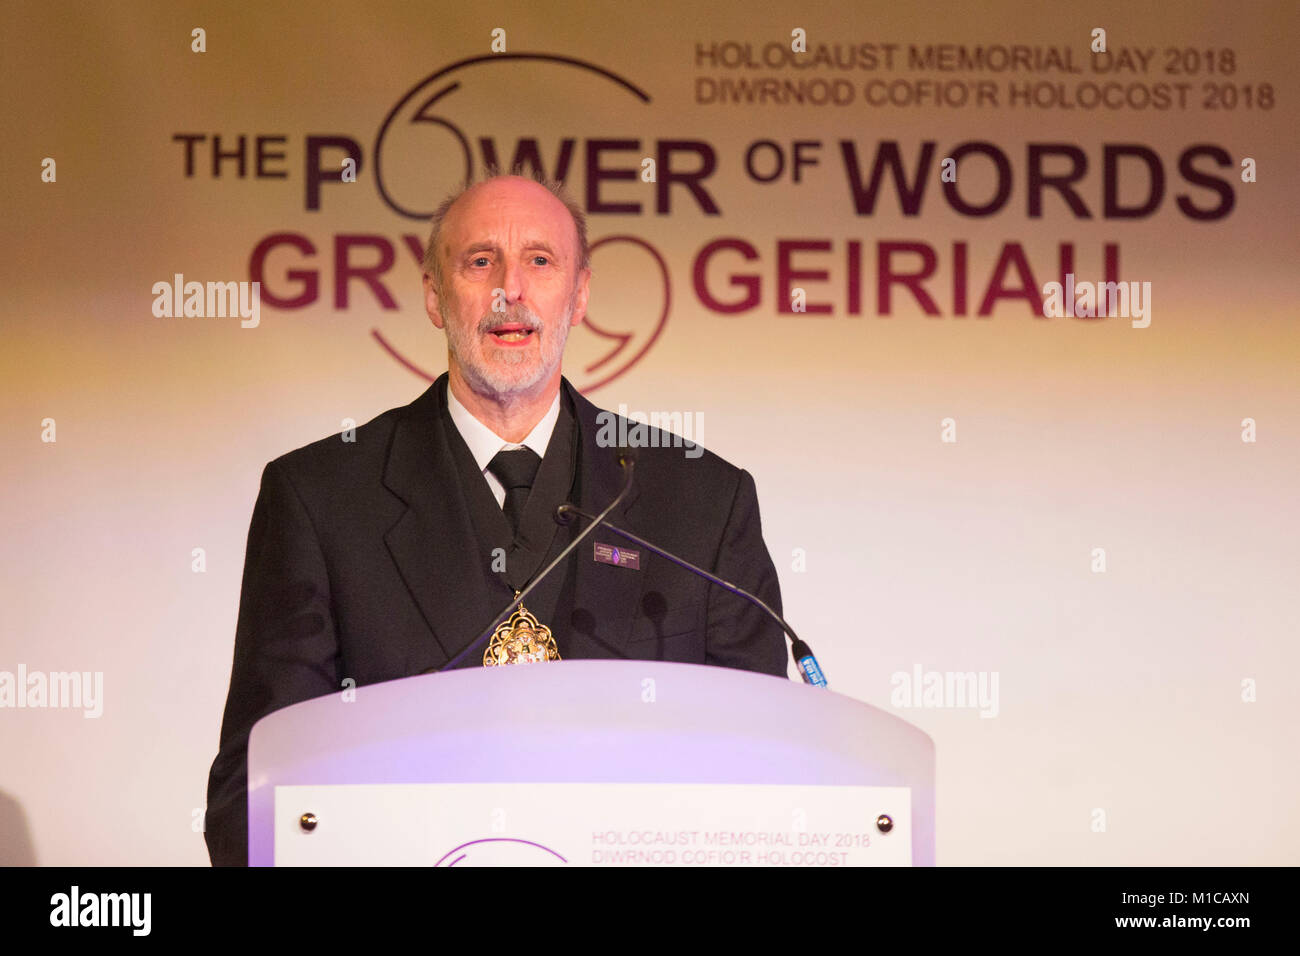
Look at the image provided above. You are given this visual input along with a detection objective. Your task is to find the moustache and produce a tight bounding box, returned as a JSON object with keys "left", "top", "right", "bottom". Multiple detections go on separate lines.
{"left": 478, "top": 309, "right": 543, "bottom": 335}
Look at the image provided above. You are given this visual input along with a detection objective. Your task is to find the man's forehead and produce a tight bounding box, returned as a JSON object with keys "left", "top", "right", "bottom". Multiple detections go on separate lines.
{"left": 443, "top": 179, "right": 577, "bottom": 250}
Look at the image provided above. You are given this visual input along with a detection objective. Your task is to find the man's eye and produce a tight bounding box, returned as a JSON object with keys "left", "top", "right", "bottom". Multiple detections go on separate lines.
{"left": 470, "top": 256, "right": 490, "bottom": 267}
{"left": 532, "top": 256, "right": 549, "bottom": 266}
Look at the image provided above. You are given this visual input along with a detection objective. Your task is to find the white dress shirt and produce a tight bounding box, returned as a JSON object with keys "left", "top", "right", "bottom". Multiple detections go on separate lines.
{"left": 445, "top": 386, "right": 561, "bottom": 508}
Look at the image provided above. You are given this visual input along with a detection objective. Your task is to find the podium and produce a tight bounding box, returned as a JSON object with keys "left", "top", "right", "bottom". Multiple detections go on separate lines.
{"left": 247, "top": 660, "right": 935, "bottom": 866}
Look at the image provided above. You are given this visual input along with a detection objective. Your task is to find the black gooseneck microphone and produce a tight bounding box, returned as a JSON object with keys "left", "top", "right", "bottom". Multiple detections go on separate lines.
{"left": 435, "top": 448, "right": 637, "bottom": 672}
{"left": 554, "top": 502, "right": 829, "bottom": 688}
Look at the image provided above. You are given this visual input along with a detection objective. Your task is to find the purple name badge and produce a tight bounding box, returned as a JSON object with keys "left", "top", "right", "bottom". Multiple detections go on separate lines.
{"left": 594, "top": 541, "right": 641, "bottom": 570}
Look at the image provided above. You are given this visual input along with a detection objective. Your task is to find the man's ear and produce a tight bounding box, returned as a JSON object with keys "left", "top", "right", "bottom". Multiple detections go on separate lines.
{"left": 569, "top": 268, "right": 591, "bottom": 328}
{"left": 422, "top": 272, "right": 445, "bottom": 330}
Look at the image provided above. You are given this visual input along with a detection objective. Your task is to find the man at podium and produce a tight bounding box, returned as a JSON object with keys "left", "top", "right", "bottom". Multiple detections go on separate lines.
{"left": 204, "top": 170, "right": 790, "bottom": 865}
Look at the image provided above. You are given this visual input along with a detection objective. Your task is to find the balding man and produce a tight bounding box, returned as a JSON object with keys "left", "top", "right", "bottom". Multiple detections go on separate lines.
{"left": 204, "top": 171, "right": 789, "bottom": 866}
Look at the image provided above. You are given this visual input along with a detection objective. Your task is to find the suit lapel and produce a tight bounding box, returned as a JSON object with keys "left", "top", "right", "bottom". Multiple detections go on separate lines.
{"left": 381, "top": 375, "right": 496, "bottom": 667}
{"left": 563, "top": 378, "right": 647, "bottom": 651}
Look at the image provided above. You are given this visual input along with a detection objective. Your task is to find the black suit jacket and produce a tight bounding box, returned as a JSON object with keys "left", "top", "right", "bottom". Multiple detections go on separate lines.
{"left": 204, "top": 374, "right": 788, "bottom": 865}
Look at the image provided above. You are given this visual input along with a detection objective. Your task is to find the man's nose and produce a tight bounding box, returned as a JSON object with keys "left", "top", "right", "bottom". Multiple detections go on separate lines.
{"left": 498, "top": 257, "right": 526, "bottom": 307}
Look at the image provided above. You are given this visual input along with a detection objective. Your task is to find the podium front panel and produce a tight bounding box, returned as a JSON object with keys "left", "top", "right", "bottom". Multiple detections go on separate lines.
{"left": 247, "top": 660, "right": 935, "bottom": 866}
{"left": 274, "top": 782, "right": 913, "bottom": 866}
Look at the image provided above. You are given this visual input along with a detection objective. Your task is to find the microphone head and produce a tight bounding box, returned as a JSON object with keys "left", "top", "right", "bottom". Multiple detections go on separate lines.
{"left": 616, "top": 445, "right": 638, "bottom": 469}
{"left": 553, "top": 503, "right": 576, "bottom": 526}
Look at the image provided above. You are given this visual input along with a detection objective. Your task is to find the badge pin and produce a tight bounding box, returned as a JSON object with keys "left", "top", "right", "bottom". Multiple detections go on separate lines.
{"left": 593, "top": 541, "right": 641, "bottom": 570}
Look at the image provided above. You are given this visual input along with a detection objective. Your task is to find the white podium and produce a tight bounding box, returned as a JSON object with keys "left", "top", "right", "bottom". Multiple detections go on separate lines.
{"left": 246, "top": 660, "right": 935, "bottom": 866}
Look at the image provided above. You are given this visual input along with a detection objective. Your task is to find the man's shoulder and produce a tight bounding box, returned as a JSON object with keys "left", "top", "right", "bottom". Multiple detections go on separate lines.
{"left": 574, "top": 396, "right": 765, "bottom": 541}
{"left": 576, "top": 392, "right": 748, "bottom": 494}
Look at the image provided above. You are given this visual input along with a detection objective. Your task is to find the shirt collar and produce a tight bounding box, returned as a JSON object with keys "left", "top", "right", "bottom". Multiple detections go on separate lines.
{"left": 445, "top": 384, "right": 562, "bottom": 472}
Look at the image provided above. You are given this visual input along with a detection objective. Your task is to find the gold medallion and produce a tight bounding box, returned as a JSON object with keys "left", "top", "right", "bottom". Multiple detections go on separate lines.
{"left": 483, "top": 592, "right": 561, "bottom": 666}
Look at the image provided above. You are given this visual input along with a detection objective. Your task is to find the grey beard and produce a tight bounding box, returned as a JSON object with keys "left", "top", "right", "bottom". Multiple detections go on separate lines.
{"left": 443, "top": 298, "right": 573, "bottom": 400}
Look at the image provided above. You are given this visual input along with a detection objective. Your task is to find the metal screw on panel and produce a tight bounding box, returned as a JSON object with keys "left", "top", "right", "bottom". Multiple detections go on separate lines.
{"left": 300, "top": 812, "right": 318, "bottom": 832}
{"left": 875, "top": 814, "right": 894, "bottom": 833}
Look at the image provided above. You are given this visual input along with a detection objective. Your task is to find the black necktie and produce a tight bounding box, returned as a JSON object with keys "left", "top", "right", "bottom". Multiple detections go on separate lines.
{"left": 487, "top": 447, "right": 542, "bottom": 538}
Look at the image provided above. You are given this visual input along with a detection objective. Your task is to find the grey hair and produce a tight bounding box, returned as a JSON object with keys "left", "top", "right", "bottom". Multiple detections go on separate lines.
{"left": 421, "top": 163, "right": 590, "bottom": 291}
